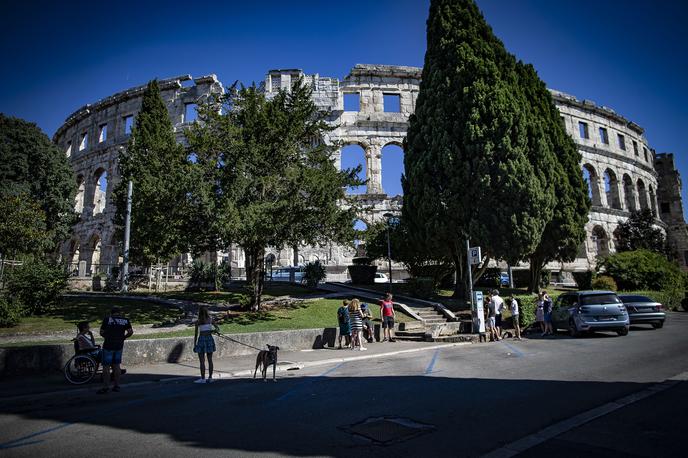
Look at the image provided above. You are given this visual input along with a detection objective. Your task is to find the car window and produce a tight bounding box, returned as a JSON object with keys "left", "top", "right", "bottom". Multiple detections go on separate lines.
{"left": 620, "top": 295, "right": 653, "bottom": 303}
{"left": 580, "top": 294, "right": 621, "bottom": 305}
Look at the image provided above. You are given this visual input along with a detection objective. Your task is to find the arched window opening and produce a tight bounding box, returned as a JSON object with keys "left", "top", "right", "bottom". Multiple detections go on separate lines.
{"left": 381, "top": 143, "right": 404, "bottom": 197}
{"left": 90, "top": 236, "right": 102, "bottom": 276}
{"left": 603, "top": 169, "right": 621, "bottom": 209}
{"left": 649, "top": 185, "right": 657, "bottom": 215}
{"left": 353, "top": 219, "right": 368, "bottom": 257}
{"left": 637, "top": 179, "right": 648, "bottom": 210}
{"left": 340, "top": 144, "right": 367, "bottom": 194}
{"left": 70, "top": 240, "right": 80, "bottom": 269}
{"left": 592, "top": 226, "right": 609, "bottom": 257}
{"left": 75, "top": 176, "right": 85, "bottom": 214}
{"left": 93, "top": 169, "right": 108, "bottom": 215}
{"left": 622, "top": 174, "right": 636, "bottom": 212}
{"left": 582, "top": 164, "right": 601, "bottom": 206}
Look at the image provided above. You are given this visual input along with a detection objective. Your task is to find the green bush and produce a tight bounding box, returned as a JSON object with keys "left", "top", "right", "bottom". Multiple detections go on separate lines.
{"left": 573, "top": 271, "right": 593, "bottom": 290}
{"left": 511, "top": 291, "right": 562, "bottom": 329}
{"left": 303, "top": 260, "right": 327, "bottom": 287}
{"left": 600, "top": 250, "right": 685, "bottom": 291}
{"left": 0, "top": 295, "right": 22, "bottom": 327}
{"left": 592, "top": 275, "right": 617, "bottom": 291}
{"left": 408, "top": 277, "right": 435, "bottom": 298}
{"left": 4, "top": 260, "right": 68, "bottom": 315}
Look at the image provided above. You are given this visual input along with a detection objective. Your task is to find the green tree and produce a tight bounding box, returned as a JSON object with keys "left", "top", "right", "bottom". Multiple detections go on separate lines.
{"left": 514, "top": 63, "right": 591, "bottom": 292}
{"left": 402, "top": 0, "right": 553, "bottom": 298}
{"left": 0, "top": 114, "right": 76, "bottom": 253}
{"left": 0, "top": 195, "right": 50, "bottom": 258}
{"left": 185, "top": 81, "right": 362, "bottom": 310}
{"left": 113, "top": 80, "right": 191, "bottom": 265}
{"left": 614, "top": 209, "right": 666, "bottom": 254}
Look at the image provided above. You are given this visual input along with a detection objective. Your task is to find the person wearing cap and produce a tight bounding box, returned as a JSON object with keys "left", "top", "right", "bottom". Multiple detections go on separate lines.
{"left": 97, "top": 307, "right": 133, "bottom": 394}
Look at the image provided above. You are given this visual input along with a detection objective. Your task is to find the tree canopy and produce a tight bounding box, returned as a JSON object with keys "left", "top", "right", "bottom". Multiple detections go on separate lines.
{"left": 402, "top": 0, "right": 556, "bottom": 298}
{"left": 113, "top": 80, "right": 191, "bottom": 265}
{"left": 614, "top": 209, "right": 666, "bottom": 254}
{"left": 185, "top": 81, "right": 362, "bottom": 309}
{"left": 0, "top": 114, "right": 76, "bottom": 255}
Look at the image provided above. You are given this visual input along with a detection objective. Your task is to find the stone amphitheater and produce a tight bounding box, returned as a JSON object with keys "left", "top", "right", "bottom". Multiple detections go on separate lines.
{"left": 53, "top": 64, "right": 688, "bottom": 282}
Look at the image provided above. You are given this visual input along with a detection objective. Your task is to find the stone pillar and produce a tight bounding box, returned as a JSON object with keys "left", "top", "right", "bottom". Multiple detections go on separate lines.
{"left": 590, "top": 175, "right": 605, "bottom": 207}
{"left": 366, "top": 144, "right": 383, "bottom": 194}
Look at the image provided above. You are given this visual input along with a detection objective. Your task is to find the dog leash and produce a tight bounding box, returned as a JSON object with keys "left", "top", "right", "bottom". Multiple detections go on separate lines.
{"left": 213, "top": 331, "right": 266, "bottom": 352}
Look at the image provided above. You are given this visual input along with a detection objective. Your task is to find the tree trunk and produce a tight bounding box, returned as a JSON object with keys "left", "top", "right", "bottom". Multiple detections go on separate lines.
{"left": 528, "top": 254, "right": 544, "bottom": 294}
{"left": 246, "top": 246, "right": 266, "bottom": 311}
{"left": 472, "top": 255, "right": 491, "bottom": 286}
{"left": 451, "top": 248, "right": 467, "bottom": 299}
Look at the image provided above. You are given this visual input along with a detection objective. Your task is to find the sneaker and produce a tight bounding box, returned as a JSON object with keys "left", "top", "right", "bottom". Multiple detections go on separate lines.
{"left": 359, "top": 347, "right": 367, "bottom": 351}
{"left": 389, "top": 339, "right": 396, "bottom": 343}
{"left": 206, "top": 378, "right": 214, "bottom": 384}
{"left": 194, "top": 378, "right": 206, "bottom": 384}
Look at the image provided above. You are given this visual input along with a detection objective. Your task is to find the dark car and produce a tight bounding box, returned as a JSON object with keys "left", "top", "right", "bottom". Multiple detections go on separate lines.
{"left": 551, "top": 290, "right": 630, "bottom": 337}
{"left": 618, "top": 294, "right": 666, "bottom": 329}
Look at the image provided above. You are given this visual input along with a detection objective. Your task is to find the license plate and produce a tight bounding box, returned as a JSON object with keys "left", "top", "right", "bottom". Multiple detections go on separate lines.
{"left": 597, "top": 316, "right": 616, "bottom": 321}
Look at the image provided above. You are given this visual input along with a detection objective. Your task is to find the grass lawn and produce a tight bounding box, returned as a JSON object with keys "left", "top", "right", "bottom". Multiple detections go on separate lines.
{"left": 0, "top": 296, "right": 184, "bottom": 337}
{"left": 145, "top": 282, "right": 322, "bottom": 305}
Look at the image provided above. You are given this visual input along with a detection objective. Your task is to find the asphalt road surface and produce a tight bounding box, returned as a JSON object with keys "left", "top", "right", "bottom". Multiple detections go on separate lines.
{"left": 2, "top": 313, "right": 687, "bottom": 457}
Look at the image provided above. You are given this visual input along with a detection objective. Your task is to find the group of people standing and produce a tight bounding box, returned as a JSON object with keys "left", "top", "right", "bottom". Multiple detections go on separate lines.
{"left": 337, "top": 293, "right": 397, "bottom": 350}
{"left": 485, "top": 289, "right": 522, "bottom": 342}
{"left": 535, "top": 290, "right": 554, "bottom": 336}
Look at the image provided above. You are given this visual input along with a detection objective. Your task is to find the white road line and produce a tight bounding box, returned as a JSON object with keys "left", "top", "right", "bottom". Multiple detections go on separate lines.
{"left": 481, "top": 373, "right": 686, "bottom": 458}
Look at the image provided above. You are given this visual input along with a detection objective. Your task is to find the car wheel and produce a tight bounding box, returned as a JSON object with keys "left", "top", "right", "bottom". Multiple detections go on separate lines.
{"left": 568, "top": 319, "right": 580, "bottom": 338}
{"left": 617, "top": 327, "right": 629, "bottom": 336}
{"left": 652, "top": 321, "right": 664, "bottom": 329}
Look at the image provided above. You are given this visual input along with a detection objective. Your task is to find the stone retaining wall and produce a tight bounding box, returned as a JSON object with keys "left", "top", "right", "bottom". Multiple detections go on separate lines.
{"left": 0, "top": 328, "right": 341, "bottom": 376}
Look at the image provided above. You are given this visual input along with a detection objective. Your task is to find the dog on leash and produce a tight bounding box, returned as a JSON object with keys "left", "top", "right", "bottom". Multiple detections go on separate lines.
{"left": 253, "top": 344, "right": 280, "bottom": 382}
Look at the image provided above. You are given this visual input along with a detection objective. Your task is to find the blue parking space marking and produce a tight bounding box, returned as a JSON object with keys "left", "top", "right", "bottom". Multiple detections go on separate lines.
{"left": 501, "top": 341, "right": 525, "bottom": 357}
{"left": 425, "top": 348, "right": 441, "bottom": 374}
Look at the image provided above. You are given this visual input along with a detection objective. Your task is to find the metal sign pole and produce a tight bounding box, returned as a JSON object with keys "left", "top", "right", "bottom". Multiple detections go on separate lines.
{"left": 466, "top": 239, "right": 473, "bottom": 307}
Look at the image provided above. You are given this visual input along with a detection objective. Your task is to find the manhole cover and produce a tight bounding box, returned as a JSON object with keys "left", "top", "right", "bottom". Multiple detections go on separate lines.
{"left": 341, "top": 416, "right": 435, "bottom": 445}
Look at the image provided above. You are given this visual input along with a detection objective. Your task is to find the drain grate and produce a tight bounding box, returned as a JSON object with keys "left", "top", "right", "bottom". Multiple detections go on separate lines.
{"left": 341, "top": 416, "right": 436, "bottom": 445}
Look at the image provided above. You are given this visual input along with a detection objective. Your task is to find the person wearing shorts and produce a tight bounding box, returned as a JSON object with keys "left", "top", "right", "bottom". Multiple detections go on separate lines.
{"left": 487, "top": 292, "right": 501, "bottom": 342}
{"left": 360, "top": 302, "right": 374, "bottom": 343}
{"left": 542, "top": 291, "right": 554, "bottom": 336}
{"left": 98, "top": 307, "right": 133, "bottom": 394}
{"left": 380, "top": 293, "right": 396, "bottom": 342}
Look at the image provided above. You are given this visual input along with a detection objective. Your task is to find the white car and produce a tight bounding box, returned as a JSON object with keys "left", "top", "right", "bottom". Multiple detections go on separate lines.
{"left": 374, "top": 272, "right": 389, "bottom": 283}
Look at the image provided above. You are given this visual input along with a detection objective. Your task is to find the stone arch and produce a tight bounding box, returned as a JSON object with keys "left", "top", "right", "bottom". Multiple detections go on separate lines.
{"left": 353, "top": 219, "right": 368, "bottom": 256}
{"left": 68, "top": 238, "right": 81, "bottom": 268}
{"left": 381, "top": 142, "right": 405, "bottom": 197}
{"left": 88, "top": 234, "right": 102, "bottom": 275}
{"left": 92, "top": 168, "right": 108, "bottom": 216}
{"left": 649, "top": 184, "right": 657, "bottom": 215}
{"left": 622, "top": 174, "right": 636, "bottom": 212}
{"left": 603, "top": 169, "right": 621, "bottom": 210}
{"left": 339, "top": 143, "right": 367, "bottom": 194}
{"left": 582, "top": 164, "right": 602, "bottom": 206}
{"left": 591, "top": 225, "right": 610, "bottom": 257}
{"left": 637, "top": 178, "right": 648, "bottom": 210}
{"left": 75, "top": 175, "right": 85, "bottom": 215}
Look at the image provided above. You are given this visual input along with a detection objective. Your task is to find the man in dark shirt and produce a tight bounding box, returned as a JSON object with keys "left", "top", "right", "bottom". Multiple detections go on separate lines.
{"left": 97, "top": 307, "right": 133, "bottom": 394}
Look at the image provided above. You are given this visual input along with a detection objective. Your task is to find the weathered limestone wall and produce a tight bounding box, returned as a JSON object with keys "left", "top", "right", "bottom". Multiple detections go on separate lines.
{"left": 654, "top": 153, "right": 688, "bottom": 269}
{"left": 53, "top": 65, "right": 683, "bottom": 278}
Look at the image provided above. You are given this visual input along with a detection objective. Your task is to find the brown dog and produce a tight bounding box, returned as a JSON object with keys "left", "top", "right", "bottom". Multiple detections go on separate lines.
{"left": 253, "top": 344, "right": 279, "bottom": 382}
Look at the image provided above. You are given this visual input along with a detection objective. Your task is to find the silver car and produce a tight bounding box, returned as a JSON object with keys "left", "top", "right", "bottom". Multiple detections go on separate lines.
{"left": 618, "top": 294, "right": 666, "bottom": 329}
{"left": 552, "top": 291, "right": 630, "bottom": 337}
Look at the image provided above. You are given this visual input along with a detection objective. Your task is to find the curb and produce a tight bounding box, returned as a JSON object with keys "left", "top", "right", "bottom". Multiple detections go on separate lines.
{"left": 0, "top": 342, "right": 471, "bottom": 403}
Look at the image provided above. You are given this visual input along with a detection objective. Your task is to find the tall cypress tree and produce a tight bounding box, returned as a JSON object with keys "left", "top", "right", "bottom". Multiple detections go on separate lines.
{"left": 403, "top": 0, "right": 552, "bottom": 298}
{"left": 113, "top": 80, "right": 190, "bottom": 264}
{"left": 515, "top": 63, "right": 591, "bottom": 292}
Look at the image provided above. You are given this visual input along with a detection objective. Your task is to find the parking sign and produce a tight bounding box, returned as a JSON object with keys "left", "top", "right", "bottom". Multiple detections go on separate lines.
{"left": 469, "top": 246, "right": 481, "bottom": 265}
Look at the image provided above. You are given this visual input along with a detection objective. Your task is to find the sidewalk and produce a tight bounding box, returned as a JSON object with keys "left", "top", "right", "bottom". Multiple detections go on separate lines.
{"left": 0, "top": 340, "right": 470, "bottom": 400}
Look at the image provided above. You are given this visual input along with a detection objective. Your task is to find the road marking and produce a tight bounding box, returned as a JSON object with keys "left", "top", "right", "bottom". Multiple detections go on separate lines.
{"left": 481, "top": 374, "right": 686, "bottom": 458}
{"left": 425, "top": 348, "right": 441, "bottom": 374}
{"left": 501, "top": 341, "right": 525, "bottom": 357}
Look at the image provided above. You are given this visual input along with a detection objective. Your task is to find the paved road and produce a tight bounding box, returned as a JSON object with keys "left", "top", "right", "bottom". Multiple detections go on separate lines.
{"left": 1, "top": 313, "right": 687, "bottom": 457}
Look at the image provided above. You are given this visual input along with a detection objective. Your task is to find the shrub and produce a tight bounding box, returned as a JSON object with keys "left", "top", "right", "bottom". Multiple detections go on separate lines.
{"left": 0, "top": 295, "right": 22, "bottom": 327}
{"left": 189, "top": 260, "right": 214, "bottom": 288}
{"left": 592, "top": 275, "right": 617, "bottom": 291}
{"left": 408, "top": 277, "right": 435, "bottom": 298}
{"left": 4, "top": 260, "right": 68, "bottom": 315}
{"left": 511, "top": 291, "right": 562, "bottom": 329}
{"left": 303, "top": 260, "right": 326, "bottom": 287}
{"left": 573, "top": 271, "right": 593, "bottom": 290}
{"left": 599, "top": 250, "right": 685, "bottom": 291}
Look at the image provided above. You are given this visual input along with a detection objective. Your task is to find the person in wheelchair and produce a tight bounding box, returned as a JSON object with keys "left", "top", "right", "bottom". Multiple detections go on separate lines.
{"left": 76, "top": 321, "right": 101, "bottom": 362}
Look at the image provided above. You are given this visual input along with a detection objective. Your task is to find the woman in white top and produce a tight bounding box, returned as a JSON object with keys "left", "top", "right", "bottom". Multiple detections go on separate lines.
{"left": 194, "top": 306, "right": 219, "bottom": 383}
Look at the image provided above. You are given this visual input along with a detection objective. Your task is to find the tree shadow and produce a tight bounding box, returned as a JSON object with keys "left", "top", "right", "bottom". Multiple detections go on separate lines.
{"left": 47, "top": 297, "right": 184, "bottom": 327}
{"left": 0, "top": 371, "right": 676, "bottom": 456}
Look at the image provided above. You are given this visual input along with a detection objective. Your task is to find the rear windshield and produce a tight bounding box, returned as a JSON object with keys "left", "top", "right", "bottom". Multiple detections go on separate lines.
{"left": 580, "top": 294, "right": 622, "bottom": 305}
{"left": 620, "top": 295, "right": 653, "bottom": 303}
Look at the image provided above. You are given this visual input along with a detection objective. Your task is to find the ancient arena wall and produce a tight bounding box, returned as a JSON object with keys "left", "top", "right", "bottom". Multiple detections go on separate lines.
{"left": 53, "top": 65, "right": 681, "bottom": 278}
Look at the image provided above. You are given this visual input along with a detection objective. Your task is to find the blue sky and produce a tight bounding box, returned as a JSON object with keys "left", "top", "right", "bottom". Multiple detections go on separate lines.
{"left": 1, "top": 0, "right": 686, "bottom": 210}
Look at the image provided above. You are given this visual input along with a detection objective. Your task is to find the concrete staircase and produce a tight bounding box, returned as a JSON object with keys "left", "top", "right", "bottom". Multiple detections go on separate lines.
{"left": 395, "top": 305, "right": 455, "bottom": 342}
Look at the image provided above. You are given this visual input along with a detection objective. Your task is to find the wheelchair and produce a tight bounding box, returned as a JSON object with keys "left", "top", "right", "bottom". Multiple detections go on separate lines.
{"left": 63, "top": 339, "right": 102, "bottom": 385}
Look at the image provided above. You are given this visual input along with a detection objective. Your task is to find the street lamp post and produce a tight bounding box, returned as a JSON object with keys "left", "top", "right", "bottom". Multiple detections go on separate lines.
{"left": 383, "top": 212, "right": 394, "bottom": 293}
